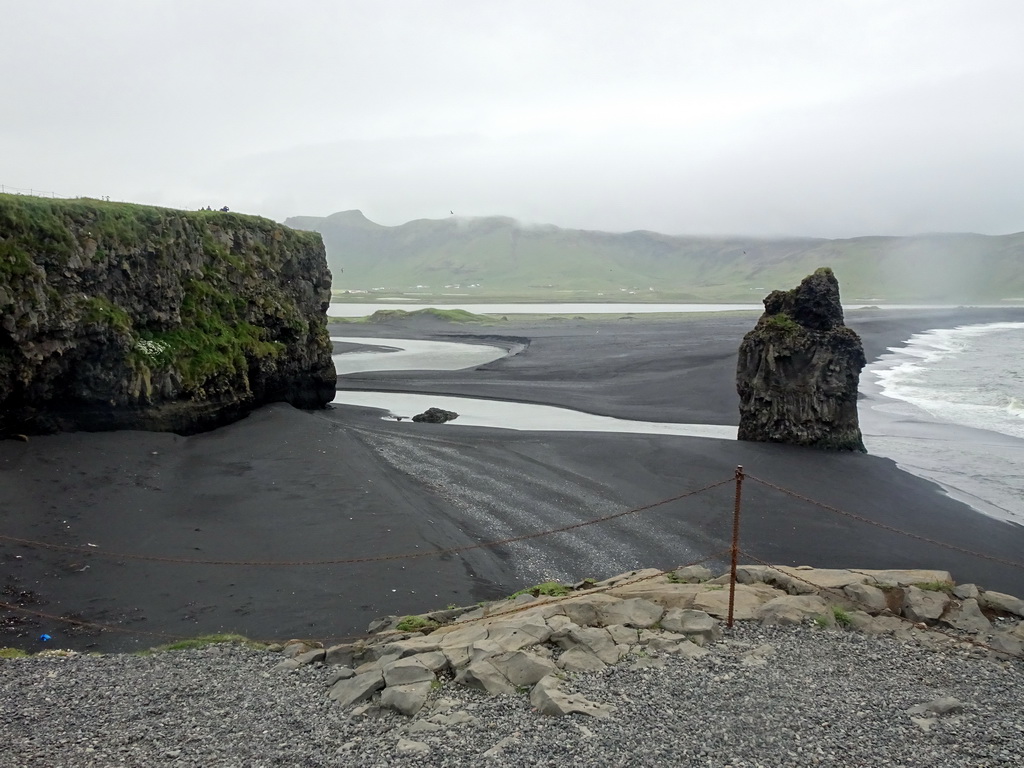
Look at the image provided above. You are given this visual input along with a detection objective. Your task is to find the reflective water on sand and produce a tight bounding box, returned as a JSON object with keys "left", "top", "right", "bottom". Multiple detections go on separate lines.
{"left": 333, "top": 390, "right": 737, "bottom": 439}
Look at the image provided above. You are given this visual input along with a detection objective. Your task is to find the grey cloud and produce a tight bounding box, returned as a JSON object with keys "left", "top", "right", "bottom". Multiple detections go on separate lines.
{"left": 3, "top": 1, "right": 1023, "bottom": 236}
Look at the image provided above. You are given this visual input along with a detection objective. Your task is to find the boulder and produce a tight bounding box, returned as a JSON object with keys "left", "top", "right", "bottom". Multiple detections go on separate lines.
{"left": 328, "top": 670, "right": 385, "bottom": 707}
{"left": 487, "top": 650, "right": 557, "bottom": 688}
{"left": 978, "top": 590, "right": 1024, "bottom": 618}
{"left": 455, "top": 659, "right": 516, "bottom": 695}
{"left": 324, "top": 643, "right": 358, "bottom": 667}
{"left": 843, "top": 583, "right": 889, "bottom": 614}
{"left": 529, "top": 675, "right": 614, "bottom": 718}
{"left": 671, "top": 565, "right": 713, "bottom": 583}
{"left": 736, "top": 267, "right": 866, "bottom": 451}
{"left": 412, "top": 407, "right": 459, "bottom": 423}
{"left": 773, "top": 567, "right": 872, "bottom": 592}
{"left": 552, "top": 626, "right": 622, "bottom": 665}
{"left": 282, "top": 640, "right": 317, "bottom": 659}
{"left": 604, "top": 624, "right": 641, "bottom": 646}
{"left": 691, "top": 583, "right": 784, "bottom": 620}
{"left": 644, "top": 632, "right": 710, "bottom": 659}
{"left": 382, "top": 657, "right": 435, "bottom": 686}
{"left": 660, "top": 609, "right": 722, "bottom": 646}
{"left": 597, "top": 598, "right": 664, "bottom": 628}
{"left": 940, "top": 598, "right": 992, "bottom": 634}
{"left": 604, "top": 583, "right": 705, "bottom": 610}
{"left": 953, "top": 583, "right": 980, "bottom": 600}
{"left": 293, "top": 648, "right": 326, "bottom": 666}
{"left": 854, "top": 569, "right": 954, "bottom": 587}
{"left": 381, "top": 682, "right": 433, "bottom": 716}
{"left": 986, "top": 633, "right": 1024, "bottom": 656}
{"left": 755, "top": 594, "right": 830, "bottom": 625}
{"left": 485, "top": 615, "right": 553, "bottom": 649}
{"left": 900, "top": 586, "right": 950, "bottom": 623}
{"left": 558, "top": 594, "right": 626, "bottom": 626}
{"left": 326, "top": 667, "right": 356, "bottom": 686}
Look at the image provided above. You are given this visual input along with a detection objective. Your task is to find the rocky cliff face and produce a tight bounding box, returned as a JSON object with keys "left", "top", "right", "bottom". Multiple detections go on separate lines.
{"left": 0, "top": 195, "right": 336, "bottom": 435}
{"left": 736, "top": 267, "right": 866, "bottom": 451}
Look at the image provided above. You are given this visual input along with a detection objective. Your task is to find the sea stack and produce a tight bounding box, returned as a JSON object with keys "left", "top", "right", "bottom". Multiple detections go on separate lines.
{"left": 736, "top": 267, "right": 866, "bottom": 451}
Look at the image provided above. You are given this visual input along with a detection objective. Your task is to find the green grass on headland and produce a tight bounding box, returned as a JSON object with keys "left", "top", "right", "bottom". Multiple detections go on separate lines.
{"left": 329, "top": 308, "right": 498, "bottom": 324}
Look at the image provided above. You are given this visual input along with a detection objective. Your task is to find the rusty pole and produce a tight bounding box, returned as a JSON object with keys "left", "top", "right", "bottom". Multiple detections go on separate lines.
{"left": 727, "top": 465, "right": 744, "bottom": 628}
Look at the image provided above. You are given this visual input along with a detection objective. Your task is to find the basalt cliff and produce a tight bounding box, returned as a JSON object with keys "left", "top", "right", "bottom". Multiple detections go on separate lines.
{"left": 736, "top": 267, "right": 866, "bottom": 451}
{"left": 0, "top": 195, "right": 336, "bottom": 436}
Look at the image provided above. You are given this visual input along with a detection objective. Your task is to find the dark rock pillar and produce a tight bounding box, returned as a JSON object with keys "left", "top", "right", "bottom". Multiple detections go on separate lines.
{"left": 736, "top": 267, "right": 866, "bottom": 451}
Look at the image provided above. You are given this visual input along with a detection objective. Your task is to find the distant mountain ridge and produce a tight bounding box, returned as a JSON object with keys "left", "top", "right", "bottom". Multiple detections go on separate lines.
{"left": 284, "top": 211, "right": 1024, "bottom": 303}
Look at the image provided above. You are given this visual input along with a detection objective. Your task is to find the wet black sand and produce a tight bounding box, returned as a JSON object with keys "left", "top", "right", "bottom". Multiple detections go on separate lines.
{"left": 3, "top": 306, "right": 1024, "bottom": 653}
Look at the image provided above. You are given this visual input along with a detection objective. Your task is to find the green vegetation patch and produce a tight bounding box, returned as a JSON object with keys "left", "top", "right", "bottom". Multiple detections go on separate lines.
{"left": 762, "top": 313, "right": 802, "bottom": 334}
{"left": 140, "top": 633, "right": 266, "bottom": 654}
{"left": 913, "top": 580, "right": 955, "bottom": 593}
{"left": 135, "top": 276, "right": 284, "bottom": 389}
{"left": 0, "top": 647, "right": 29, "bottom": 659}
{"left": 81, "top": 296, "right": 133, "bottom": 333}
{"left": 832, "top": 606, "right": 852, "bottom": 627}
{"left": 395, "top": 615, "right": 440, "bottom": 633}
{"left": 507, "top": 581, "right": 570, "bottom": 599}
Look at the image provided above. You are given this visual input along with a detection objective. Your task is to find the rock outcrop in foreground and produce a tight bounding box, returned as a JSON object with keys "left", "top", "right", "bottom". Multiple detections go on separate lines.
{"left": 275, "top": 565, "right": 1024, "bottom": 722}
{"left": 0, "top": 195, "right": 336, "bottom": 435}
{"left": 736, "top": 267, "right": 866, "bottom": 450}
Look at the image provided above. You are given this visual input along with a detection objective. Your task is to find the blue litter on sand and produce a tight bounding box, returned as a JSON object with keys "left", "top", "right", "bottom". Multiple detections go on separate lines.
{"left": 39, "top": 634, "right": 51, "bottom": 642}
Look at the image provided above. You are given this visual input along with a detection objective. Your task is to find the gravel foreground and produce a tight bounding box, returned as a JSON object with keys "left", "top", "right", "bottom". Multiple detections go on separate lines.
{"left": 3, "top": 623, "right": 1023, "bottom": 768}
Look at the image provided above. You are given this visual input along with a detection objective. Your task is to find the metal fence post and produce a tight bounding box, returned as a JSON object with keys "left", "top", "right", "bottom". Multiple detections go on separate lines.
{"left": 727, "top": 465, "right": 744, "bottom": 628}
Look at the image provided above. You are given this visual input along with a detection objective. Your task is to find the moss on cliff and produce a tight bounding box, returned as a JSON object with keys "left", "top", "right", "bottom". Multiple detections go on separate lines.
{"left": 0, "top": 193, "right": 335, "bottom": 435}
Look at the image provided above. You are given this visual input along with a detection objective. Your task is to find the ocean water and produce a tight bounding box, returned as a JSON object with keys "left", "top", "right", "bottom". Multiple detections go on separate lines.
{"left": 861, "top": 322, "right": 1024, "bottom": 524}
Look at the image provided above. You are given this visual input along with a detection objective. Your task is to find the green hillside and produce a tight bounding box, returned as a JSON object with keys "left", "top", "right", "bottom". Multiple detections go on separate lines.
{"left": 284, "top": 211, "right": 1024, "bottom": 303}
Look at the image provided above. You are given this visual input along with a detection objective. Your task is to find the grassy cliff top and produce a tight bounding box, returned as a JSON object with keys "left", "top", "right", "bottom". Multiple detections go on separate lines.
{"left": 0, "top": 194, "right": 321, "bottom": 258}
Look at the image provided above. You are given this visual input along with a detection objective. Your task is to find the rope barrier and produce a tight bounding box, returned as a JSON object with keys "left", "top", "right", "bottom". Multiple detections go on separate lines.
{"left": 5, "top": 464, "right": 1024, "bottom": 657}
{"left": 441, "top": 549, "right": 734, "bottom": 631}
{"left": 0, "top": 550, "right": 733, "bottom": 648}
{"left": 738, "top": 548, "right": 1022, "bottom": 660}
{"left": 745, "top": 473, "right": 1024, "bottom": 571}
{"left": 0, "top": 476, "right": 735, "bottom": 567}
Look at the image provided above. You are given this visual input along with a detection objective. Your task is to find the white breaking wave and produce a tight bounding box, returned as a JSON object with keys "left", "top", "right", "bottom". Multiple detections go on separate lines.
{"left": 863, "top": 321, "right": 1024, "bottom": 524}
{"left": 872, "top": 322, "right": 1024, "bottom": 440}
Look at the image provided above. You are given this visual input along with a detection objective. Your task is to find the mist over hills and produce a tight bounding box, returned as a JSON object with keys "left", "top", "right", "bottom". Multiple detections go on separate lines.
{"left": 285, "top": 211, "right": 1024, "bottom": 303}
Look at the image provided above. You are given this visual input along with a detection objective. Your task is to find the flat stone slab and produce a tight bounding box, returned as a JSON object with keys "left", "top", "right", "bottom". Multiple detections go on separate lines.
{"left": 691, "top": 583, "right": 785, "bottom": 620}
{"left": 606, "top": 582, "right": 705, "bottom": 609}
{"left": 772, "top": 567, "right": 874, "bottom": 590}
{"left": 850, "top": 569, "right": 953, "bottom": 587}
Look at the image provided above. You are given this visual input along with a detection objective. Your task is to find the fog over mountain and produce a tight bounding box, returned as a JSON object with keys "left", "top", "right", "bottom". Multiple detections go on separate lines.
{"left": 4, "top": 2, "right": 1024, "bottom": 238}
{"left": 287, "top": 211, "right": 1024, "bottom": 303}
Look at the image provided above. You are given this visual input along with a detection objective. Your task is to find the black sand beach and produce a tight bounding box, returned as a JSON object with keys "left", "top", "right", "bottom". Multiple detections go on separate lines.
{"left": 3, "top": 307, "right": 1024, "bottom": 653}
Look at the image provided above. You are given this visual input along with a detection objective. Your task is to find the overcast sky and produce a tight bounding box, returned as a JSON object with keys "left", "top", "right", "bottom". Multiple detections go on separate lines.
{"left": 3, "top": 1, "right": 1023, "bottom": 237}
